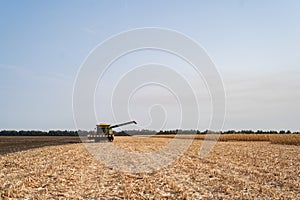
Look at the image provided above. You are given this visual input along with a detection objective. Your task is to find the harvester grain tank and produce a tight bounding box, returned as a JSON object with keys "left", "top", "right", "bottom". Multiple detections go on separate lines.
{"left": 88, "top": 121, "right": 137, "bottom": 142}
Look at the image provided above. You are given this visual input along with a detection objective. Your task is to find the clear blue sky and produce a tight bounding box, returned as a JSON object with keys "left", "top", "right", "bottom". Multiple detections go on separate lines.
{"left": 0, "top": 0, "right": 299, "bottom": 131}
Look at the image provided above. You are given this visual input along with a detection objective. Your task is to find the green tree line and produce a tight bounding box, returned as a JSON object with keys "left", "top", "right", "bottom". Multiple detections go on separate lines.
{"left": 0, "top": 129, "right": 298, "bottom": 136}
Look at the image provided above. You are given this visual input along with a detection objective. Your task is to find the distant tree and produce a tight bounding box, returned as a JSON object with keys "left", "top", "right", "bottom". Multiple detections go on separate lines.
{"left": 279, "top": 130, "right": 286, "bottom": 134}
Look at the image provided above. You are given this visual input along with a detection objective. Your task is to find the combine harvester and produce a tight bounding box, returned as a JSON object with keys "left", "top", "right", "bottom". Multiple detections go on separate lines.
{"left": 88, "top": 121, "right": 137, "bottom": 142}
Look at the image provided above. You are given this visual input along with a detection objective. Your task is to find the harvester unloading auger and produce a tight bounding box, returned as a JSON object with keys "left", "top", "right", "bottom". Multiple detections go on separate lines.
{"left": 88, "top": 121, "right": 137, "bottom": 142}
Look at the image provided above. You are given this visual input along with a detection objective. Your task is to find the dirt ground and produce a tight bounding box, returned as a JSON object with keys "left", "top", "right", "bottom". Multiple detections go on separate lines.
{"left": 0, "top": 136, "right": 80, "bottom": 155}
{"left": 0, "top": 136, "right": 299, "bottom": 199}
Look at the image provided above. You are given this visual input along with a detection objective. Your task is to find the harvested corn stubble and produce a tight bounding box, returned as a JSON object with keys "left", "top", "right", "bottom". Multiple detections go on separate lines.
{"left": 0, "top": 136, "right": 299, "bottom": 199}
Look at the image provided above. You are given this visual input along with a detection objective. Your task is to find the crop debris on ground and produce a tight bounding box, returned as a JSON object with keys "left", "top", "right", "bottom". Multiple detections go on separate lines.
{"left": 0, "top": 136, "right": 299, "bottom": 199}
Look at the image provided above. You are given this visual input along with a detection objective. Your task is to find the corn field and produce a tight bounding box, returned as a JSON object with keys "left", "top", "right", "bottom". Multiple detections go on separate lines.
{"left": 0, "top": 135, "right": 299, "bottom": 199}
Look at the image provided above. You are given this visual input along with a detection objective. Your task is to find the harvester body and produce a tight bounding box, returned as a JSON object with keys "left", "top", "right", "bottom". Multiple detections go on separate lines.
{"left": 88, "top": 121, "right": 137, "bottom": 142}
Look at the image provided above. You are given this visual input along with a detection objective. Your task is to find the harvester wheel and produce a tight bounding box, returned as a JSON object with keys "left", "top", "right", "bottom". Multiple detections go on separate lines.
{"left": 108, "top": 135, "right": 114, "bottom": 142}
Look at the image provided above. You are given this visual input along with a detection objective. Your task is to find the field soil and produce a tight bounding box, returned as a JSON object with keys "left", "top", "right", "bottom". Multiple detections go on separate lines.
{"left": 0, "top": 136, "right": 299, "bottom": 199}
{"left": 0, "top": 136, "right": 81, "bottom": 155}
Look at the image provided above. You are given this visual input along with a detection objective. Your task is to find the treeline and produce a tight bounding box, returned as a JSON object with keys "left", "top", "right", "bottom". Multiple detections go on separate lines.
{"left": 119, "top": 129, "right": 202, "bottom": 135}
{"left": 124, "top": 129, "right": 299, "bottom": 135}
{"left": 118, "top": 129, "right": 157, "bottom": 136}
{"left": 216, "top": 130, "right": 298, "bottom": 134}
{"left": 0, "top": 130, "right": 78, "bottom": 136}
{"left": 0, "top": 129, "right": 299, "bottom": 136}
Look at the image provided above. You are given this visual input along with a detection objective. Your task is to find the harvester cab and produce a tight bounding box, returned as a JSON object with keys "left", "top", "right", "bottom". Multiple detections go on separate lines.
{"left": 88, "top": 120, "right": 137, "bottom": 142}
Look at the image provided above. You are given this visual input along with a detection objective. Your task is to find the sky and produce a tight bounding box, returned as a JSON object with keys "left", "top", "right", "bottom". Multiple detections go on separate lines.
{"left": 0, "top": 0, "right": 299, "bottom": 131}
